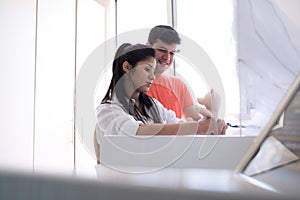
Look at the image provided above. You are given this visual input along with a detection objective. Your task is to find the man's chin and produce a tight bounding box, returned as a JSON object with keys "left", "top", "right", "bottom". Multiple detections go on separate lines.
{"left": 158, "top": 63, "right": 169, "bottom": 68}
{"left": 157, "top": 65, "right": 170, "bottom": 72}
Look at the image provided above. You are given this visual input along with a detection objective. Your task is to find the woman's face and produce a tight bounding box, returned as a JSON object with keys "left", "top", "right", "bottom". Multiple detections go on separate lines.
{"left": 129, "top": 56, "right": 156, "bottom": 93}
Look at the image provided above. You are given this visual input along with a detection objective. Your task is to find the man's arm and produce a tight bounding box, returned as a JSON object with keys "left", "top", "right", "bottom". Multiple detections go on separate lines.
{"left": 182, "top": 105, "right": 201, "bottom": 121}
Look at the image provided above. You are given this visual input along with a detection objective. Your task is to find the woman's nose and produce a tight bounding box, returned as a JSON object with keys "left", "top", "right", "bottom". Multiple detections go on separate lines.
{"left": 149, "top": 72, "right": 155, "bottom": 80}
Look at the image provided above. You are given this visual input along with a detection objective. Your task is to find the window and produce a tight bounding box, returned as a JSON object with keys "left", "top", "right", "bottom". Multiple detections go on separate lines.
{"left": 176, "top": 0, "right": 239, "bottom": 121}
{"left": 116, "top": 0, "right": 169, "bottom": 35}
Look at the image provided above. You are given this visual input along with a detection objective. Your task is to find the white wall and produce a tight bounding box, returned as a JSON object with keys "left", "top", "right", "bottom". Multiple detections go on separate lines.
{"left": 0, "top": 0, "right": 36, "bottom": 171}
{"left": 0, "top": 0, "right": 106, "bottom": 177}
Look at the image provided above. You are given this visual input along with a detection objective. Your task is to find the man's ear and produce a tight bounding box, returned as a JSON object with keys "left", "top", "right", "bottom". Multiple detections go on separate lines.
{"left": 145, "top": 41, "right": 151, "bottom": 46}
{"left": 122, "top": 61, "right": 132, "bottom": 73}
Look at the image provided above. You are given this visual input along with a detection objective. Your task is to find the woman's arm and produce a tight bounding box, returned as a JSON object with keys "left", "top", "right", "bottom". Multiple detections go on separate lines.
{"left": 136, "top": 118, "right": 212, "bottom": 135}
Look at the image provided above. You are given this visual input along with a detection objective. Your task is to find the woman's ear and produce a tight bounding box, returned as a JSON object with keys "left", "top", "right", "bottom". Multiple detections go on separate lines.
{"left": 122, "top": 61, "right": 132, "bottom": 73}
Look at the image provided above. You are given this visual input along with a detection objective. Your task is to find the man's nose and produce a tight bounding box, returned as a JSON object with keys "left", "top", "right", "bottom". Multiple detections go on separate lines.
{"left": 162, "top": 51, "right": 172, "bottom": 59}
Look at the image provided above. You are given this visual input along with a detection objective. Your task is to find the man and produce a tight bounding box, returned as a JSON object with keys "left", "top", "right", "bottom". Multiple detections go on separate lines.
{"left": 146, "top": 25, "right": 226, "bottom": 133}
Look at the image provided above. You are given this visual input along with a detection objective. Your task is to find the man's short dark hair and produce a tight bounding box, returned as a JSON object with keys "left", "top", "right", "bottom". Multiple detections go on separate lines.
{"left": 148, "top": 25, "right": 181, "bottom": 45}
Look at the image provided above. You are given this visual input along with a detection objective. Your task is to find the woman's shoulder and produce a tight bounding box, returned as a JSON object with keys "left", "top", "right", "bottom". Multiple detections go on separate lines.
{"left": 148, "top": 96, "right": 163, "bottom": 107}
{"left": 96, "top": 101, "right": 122, "bottom": 113}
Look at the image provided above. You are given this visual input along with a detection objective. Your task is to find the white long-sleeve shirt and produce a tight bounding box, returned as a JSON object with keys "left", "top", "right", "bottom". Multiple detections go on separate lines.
{"left": 95, "top": 96, "right": 179, "bottom": 138}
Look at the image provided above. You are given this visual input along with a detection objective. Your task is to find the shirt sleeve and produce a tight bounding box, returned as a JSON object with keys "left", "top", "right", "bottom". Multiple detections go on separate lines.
{"left": 173, "top": 78, "right": 195, "bottom": 109}
{"left": 152, "top": 98, "right": 180, "bottom": 124}
{"left": 96, "top": 103, "right": 142, "bottom": 136}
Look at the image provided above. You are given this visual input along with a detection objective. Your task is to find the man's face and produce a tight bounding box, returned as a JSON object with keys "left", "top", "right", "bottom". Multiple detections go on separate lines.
{"left": 150, "top": 39, "right": 178, "bottom": 76}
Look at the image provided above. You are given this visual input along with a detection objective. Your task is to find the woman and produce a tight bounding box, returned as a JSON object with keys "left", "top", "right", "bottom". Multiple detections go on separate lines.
{"left": 96, "top": 43, "right": 219, "bottom": 136}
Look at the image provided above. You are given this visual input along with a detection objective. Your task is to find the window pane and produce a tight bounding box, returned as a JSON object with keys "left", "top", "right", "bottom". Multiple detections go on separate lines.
{"left": 76, "top": 0, "right": 106, "bottom": 178}
{"left": 116, "top": 0, "right": 169, "bottom": 34}
{"left": 176, "top": 0, "right": 239, "bottom": 125}
{"left": 0, "top": 0, "right": 36, "bottom": 171}
{"left": 34, "top": 0, "right": 76, "bottom": 175}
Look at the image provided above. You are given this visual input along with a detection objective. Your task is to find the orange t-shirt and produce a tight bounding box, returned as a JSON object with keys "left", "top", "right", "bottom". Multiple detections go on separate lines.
{"left": 146, "top": 76, "right": 194, "bottom": 118}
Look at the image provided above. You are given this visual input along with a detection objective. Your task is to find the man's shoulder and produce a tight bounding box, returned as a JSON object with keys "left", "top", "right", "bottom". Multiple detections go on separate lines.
{"left": 155, "top": 75, "right": 184, "bottom": 84}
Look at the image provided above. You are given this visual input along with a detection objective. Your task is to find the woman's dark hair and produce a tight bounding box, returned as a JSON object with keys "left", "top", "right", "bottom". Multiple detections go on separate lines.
{"left": 101, "top": 43, "right": 162, "bottom": 123}
{"left": 148, "top": 25, "right": 181, "bottom": 45}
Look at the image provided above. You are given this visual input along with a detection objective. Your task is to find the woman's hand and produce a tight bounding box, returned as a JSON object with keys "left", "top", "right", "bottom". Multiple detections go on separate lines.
{"left": 217, "top": 119, "right": 227, "bottom": 135}
{"left": 197, "top": 118, "right": 227, "bottom": 135}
